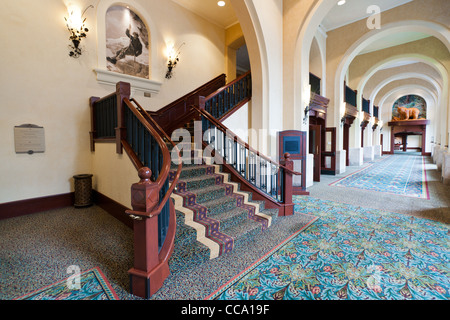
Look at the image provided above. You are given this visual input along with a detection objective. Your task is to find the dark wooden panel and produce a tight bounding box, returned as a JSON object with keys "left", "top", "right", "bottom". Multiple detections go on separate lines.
{"left": 0, "top": 193, "right": 74, "bottom": 221}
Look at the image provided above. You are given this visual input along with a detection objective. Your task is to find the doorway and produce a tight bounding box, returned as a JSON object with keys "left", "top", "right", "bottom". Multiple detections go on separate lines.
{"left": 309, "top": 124, "right": 322, "bottom": 182}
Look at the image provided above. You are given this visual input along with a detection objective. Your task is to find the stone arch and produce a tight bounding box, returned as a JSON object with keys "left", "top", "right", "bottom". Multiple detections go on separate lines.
{"left": 378, "top": 85, "right": 438, "bottom": 153}
{"left": 292, "top": 0, "right": 336, "bottom": 131}
{"left": 335, "top": 20, "right": 450, "bottom": 148}
{"left": 309, "top": 35, "right": 326, "bottom": 95}
{"left": 369, "top": 72, "right": 442, "bottom": 114}
{"left": 378, "top": 85, "right": 438, "bottom": 122}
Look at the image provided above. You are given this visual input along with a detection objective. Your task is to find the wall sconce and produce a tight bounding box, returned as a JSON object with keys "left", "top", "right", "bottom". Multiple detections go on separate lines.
{"left": 65, "top": 5, "right": 93, "bottom": 58}
{"left": 303, "top": 105, "right": 312, "bottom": 124}
{"left": 303, "top": 89, "right": 314, "bottom": 124}
{"left": 165, "top": 42, "right": 185, "bottom": 79}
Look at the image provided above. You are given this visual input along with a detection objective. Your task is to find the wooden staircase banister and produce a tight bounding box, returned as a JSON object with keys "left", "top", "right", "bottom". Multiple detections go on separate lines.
{"left": 191, "top": 105, "right": 301, "bottom": 176}
{"left": 204, "top": 71, "right": 251, "bottom": 101}
{"left": 121, "top": 97, "right": 182, "bottom": 299}
{"left": 190, "top": 104, "right": 299, "bottom": 217}
{"left": 148, "top": 74, "right": 226, "bottom": 135}
{"left": 150, "top": 74, "right": 226, "bottom": 116}
{"left": 203, "top": 71, "right": 252, "bottom": 122}
{"left": 90, "top": 82, "right": 182, "bottom": 300}
{"left": 125, "top": 98, "right": 183, "bottom": 219}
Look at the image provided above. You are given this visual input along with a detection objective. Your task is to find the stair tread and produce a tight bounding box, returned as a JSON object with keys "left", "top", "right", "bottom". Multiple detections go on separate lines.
{"left": 207, "top": 206, "right": 249, "bottom": 222}
{"left": 186, "top": 183, "right": 227, "bottom": 195}
{"left": 200, "top": 195, "right": 237, "bottom": 209}
{"left": 171, "top": 155, "right": 277, "bottom": 261}
{"left": 221, "top": 219, "right": 262, "bottom": 240}
{"left": 178, "top": 173, "right": 216, "bottom": 184}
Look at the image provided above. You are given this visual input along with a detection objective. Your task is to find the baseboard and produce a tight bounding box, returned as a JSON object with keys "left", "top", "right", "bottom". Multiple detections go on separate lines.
{"left": 0, "top": 193, "right": 74, "bottom": 221}
{"left": 92, "top": 190, "right": 133, "bottom": 229}
{"left": 0, "top": 191, "right": 132, "bottom": 230}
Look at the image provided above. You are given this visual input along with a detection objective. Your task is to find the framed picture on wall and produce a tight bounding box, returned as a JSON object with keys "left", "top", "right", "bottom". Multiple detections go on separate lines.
{"left": 105, "top": 5, "right": 150, "bottom": 79}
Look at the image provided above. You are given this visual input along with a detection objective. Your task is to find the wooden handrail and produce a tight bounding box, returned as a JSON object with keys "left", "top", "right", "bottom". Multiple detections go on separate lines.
{"left": 204, "top": 71, "right": 251, "bottom": 101}
{"left": 203, "top": 71, "right": 252, "bottom": 122}
{"left": 122, "top": 99, "right": 171, "bottom": 191}
{"left": 148, "top": 74, "right": 226, "bottom": 135}
{"left": 191, "top": 105, "right": 301, "bottom": 176}
{"left": 90, "top": 82, "right": 182, "bottom": 299}
{"left": 150, "top": 74, "right": 226, "bottom": 117}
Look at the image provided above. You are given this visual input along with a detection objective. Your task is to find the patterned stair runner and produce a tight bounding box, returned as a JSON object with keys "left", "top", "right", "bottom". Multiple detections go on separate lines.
{"left": 168, "top": 151, "right": 277, "bottom": 263}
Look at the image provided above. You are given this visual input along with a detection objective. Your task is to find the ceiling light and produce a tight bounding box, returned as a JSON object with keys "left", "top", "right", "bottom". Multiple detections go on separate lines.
{"left": 218, "top": 1, "right": 226, "bottom": 7}
{"left": 337, "top": 0, "right": 346, "bottom": 5}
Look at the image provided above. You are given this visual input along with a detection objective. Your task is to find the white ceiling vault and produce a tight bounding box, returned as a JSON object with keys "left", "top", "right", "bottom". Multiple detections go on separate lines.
{"left": 170, "top": 0, "right": 429, "bottom": 54}
{"left": 170, "top": 0, "right": 440, "bottom": 117}
{"left": 171, "top": 0, "right": 238, "bottom": 29}
{"left": 320, "top": 0, "right": 413, "bottom": 31}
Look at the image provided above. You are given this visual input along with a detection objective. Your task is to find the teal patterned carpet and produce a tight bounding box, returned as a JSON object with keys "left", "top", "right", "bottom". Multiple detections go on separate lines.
{"left": 15, "top": 267, "right": 118, "bottom": 300}
{"left": 208, "top": 197, "right": 449, "bottom": 300}
{"left": 329, "top": 155, "right": 430, "bottom": 199}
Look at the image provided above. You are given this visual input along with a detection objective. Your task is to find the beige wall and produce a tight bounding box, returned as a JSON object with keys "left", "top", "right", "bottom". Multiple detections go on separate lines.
{"left": 0, "top": 0, "right": 226, "bottom": 205}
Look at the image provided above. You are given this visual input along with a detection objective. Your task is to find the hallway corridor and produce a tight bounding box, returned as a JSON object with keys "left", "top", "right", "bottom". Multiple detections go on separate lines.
{"left": 308, "top": 154, "right": 450, "bottom": 224}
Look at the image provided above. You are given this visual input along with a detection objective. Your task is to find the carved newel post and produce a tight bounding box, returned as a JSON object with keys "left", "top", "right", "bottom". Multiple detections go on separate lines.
{"left": 280, "top": 153, "right": 294, "bottom": 216}
{"left": 127, "top": 167, "right": 167, "bottom": 299}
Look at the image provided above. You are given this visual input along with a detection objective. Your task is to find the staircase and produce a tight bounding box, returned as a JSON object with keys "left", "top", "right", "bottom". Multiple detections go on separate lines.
{"left": 168, "top": 144, "right": 279, "bottom": 270}
{"left": 90, "top": 73, "right": 300, "bottom": 298}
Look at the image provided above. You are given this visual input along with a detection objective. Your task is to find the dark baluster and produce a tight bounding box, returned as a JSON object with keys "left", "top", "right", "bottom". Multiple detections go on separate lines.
{"left": 131, "top": 115, "right": 136, "bottom": 150}
{"left": 219, "top": 92, "right": 224, "bottom": 118}
{"left": 205, "top": 100, "right": 211, "bottom": 115}
{"left": 144, "top": 130, "right": 150, "bottom": 168}
{"left": 279, "top": 167, "right": 284, "bottom": 202}
{"left": 225, "top": 87, "right": 230, "bottom": 114}
{"left": 233, "top": 139, "right": 238, "bottom": 169}
{"left": 213, "top": 96, "right": 218, "bottom": 118}
{"left": 239, "top": 144, "right": 245, "bottom": 176}
{"left": 270, "top": 164, "right": 277, "bottom": 198}
{"left": 261, "top": 159, "right": 267, "bottom": 192}
{"left": 158, "top": 178, "right": 169, "bottom": 250}
{"left": 138, "top": 122, "right": 144, "bottom": 164}
{"left": 151, "top": 135, "right": 159, "bottom": 181}
{"left": 126, "top": 108, "right": 132, "bottom": 146}
{"left": 223, "top": 130, "right": 227, "bottom": 161}
{"left": 249, "top": 152, "right": 255, "bottom": 184}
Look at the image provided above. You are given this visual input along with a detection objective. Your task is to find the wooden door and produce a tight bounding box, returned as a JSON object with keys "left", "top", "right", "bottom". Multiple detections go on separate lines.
{"left": 343, "top": 124, "right": 350, "bottom": 166}
{"left": 309, "top": 124, "right": 321, "bottom": 182}
{"left": 321, "top": 127, "right": 336, "bottom": 175}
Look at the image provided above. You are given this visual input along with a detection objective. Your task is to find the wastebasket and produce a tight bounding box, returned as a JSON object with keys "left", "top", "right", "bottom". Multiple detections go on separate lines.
{"left": 73, "top": 174, "right": 93, "bottom": 208}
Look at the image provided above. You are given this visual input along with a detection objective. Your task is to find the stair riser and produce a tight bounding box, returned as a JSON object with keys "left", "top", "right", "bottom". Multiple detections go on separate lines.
{"left": 215, "top": 210, "right": 250, "bottom": 232}
{"left": 171, "top": 159, "right": 275, "bottom": 262}
{"left": 203, "top": 197, "right": 238, "bottom": 215}
{"left": 180, "top": 176, "right": 217, "bottom": 191}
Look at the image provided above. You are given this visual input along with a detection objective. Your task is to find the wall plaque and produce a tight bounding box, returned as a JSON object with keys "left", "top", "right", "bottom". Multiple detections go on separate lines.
{"left": 14, "top": 124, "right": 45, "bottom": 154}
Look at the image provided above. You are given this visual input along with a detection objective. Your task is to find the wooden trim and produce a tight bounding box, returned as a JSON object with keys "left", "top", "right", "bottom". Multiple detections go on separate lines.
{"left": 92, "top": 190, "right": 132, "bottom": 229}
{"left": 0, "top": 193, "right": 74, "bottom": 221}
{"left": 148, "top": 74, "right": 226, "bottom": 135}
{"left": 204, "top": 71, "right": 250, "bottom": 101}
{"left": 193, "top": 106, "right": 301, "bottom": 176}
{"left": 0, "top": 190, "right": 134, "bottom": 230}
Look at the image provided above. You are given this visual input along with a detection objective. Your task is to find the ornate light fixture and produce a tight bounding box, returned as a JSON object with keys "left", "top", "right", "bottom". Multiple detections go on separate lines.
{"left": 65, "top": 5, "right": 93, "bottom": 58}
{"left": 165, "top": 42, "right": 185, "bottom": 79}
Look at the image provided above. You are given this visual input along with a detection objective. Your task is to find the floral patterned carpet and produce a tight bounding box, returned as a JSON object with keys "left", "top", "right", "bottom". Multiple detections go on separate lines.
{"left": 15, "top": 267, "right": 118, "bottom": 300}
{"left": 329, "top": 155, "right": 430, "bottom": 199}
{"left": 208, "top": 196, "right": 449, "bottom": 300}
